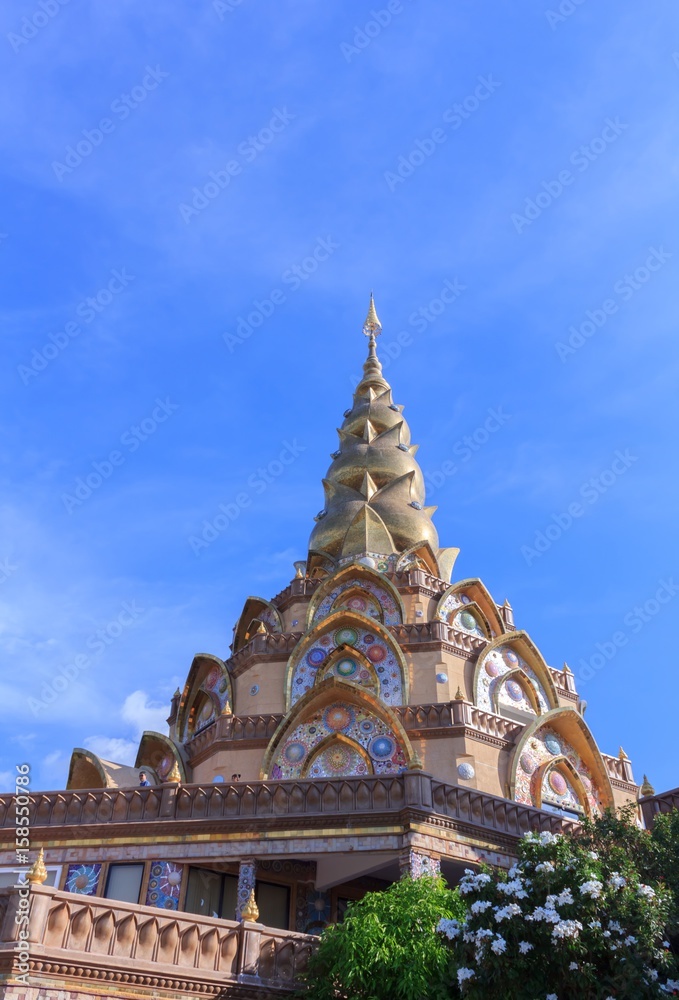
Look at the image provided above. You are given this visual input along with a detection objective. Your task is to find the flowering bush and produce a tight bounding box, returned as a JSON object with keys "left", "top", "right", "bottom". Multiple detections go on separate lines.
{"left": 438, "top": 830, "right": 678, "bottom": 999}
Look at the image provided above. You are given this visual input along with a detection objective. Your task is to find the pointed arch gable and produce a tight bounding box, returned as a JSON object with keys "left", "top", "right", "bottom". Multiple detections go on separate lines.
{"left": 534, "top": 756, "right": 592, "bottom": 817}
{"left": 493, "top": 668, "right": 541, "bottom": 717}
{"left": 233, "top": 597, "right": 283, "bottom": 653}
{"left": 315, "top": 644, "right": 380, "bottom": 696}
{"left": 474, "top": 631, "right": 559, "bottom": 716}
{"left": 261, "top": 677, "right": 414, "bottom": 780}
{"left": 436, "top": 579, "right": 505, "bottom": 637}
{"left": 302, "top": 732, "right": 374, "bottom": 779}
{"left": 306, "top": 563, "right": 405, "bottom": 629}
{"left": 509, "top": 707, "right": 614, "bottom": 815}
{"left": 177, "top": 653, "right": 232, "bottom": 743}
{"left": 284, "top": 610, "right": 409, "bottom": 711}
{"left": 444, "top": 600, "right": 491, "bottom": 640}
{"left": 67, "top": 748, "right": 109, "bottom": 790}
{"left": 135, "top": 731, "right": 188, "bottom": 783}
{"left": 395, "top": 540, "right": 440, "bottom": 578}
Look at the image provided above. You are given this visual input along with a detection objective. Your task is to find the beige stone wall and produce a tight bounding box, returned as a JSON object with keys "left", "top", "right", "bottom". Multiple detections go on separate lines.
{"left": 233, "top": 660, "right": 287, "bottom": 715}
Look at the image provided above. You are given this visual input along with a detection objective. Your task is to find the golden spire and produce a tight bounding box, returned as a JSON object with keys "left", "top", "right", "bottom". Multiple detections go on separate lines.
{"left": 618, "top": 746, "right": 628, "bottom": 761}
{"left": 454, "top": 686, "right": 464, "bottom": 701}
{"left": 166, "top": 759, "right": 182, "bottom": 783}
{"left": 362, "top": 292, "right": 382, "bottom": 338}
{"left": 241, "top": 888, "right": 260, "bottom": 921}
{"left": 640, "top": 774, "right": 655, "bottom": 796}
{"left": 26, "top": 848, "right": 48, "bottom": 884}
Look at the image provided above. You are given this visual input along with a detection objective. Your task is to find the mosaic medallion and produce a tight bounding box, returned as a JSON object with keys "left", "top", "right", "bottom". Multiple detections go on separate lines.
{"left": 346, "top": 596, "right": 367, "bottom": 611}
{"left": 436, "top": 672, "right": 448, "bottom": 684}
{"left": 334, "top": 627, "right": 358, "bottom": 647}
{"left": 324, "top": 705, "right": 355, "bottom": 731}
{"left": 250, "top": 684, "right": 259, "bottom": 695}
{"left": 307, "top": 648, "right": 326, "bottom": 667}
{"left": 544, "top": 734, "right": 562, "bottom": 756}
{"left": 369, "top": 735, "right": 395, "bottom": 759}
{"left": 205, "top": 666, "right": 221, "bottom": 689}
{"left": 335, "top": 657, "right": 358, "bottom": 678}
{"left": 520, "top": 752, "right": 537, "bottom": 775}
{"left": 457, "top": 762, "right": 475, "bottom": 780}
{"left": 548, "top": 770, "right": 568, "bottom": 796}
{"left": 366, "top": 644, "right": 386, "bottom": 663}
{"left": 284, "top": 742, "right": 307, "bottom": 764}
{"left": 579, "top": 772, "right": 592, "bottom": 792}
{"left": 485, "top": 659, "right": 500, "bottom": 678}
{"left": 363, "top": 634, "right": 375, "bottom": 644}
{"left": 506, "top": 679, "right": 524, "bottom": 702}
{"left": 460, "top": 594, "right": 471, "bottom": 605}
{"left": 459, "top": 611, "right": 477, "bottom": 630}
{"left": 360, "top": 719, "right": 374, "bottom": 734}
{"left": 319, "top": 635, "right": 332, "bottom": 646}
{"left": 65, "top": 864, "right": 101, "bottom": 895}
{"left": 503, "top": 648, "right": 519, "bottom": 666}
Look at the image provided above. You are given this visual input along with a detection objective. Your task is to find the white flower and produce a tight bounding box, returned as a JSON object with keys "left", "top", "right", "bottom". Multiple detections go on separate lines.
{"left": 638, "top": 883, "right": 656, "bottom": 900}
{"left": 546, "top": 994, "right": 558, "bottom": 1000}
{"left": 663, "top": 941, "right": 670, "bottom": 948}
{"left": 589, "top": 919, "right": 601, "bottom": 929}
{"left": 579, "top": 879, "right": 603, "bottom": 899}
{"left": 646, "top": 969, "right": 659, "bottom": 981}
{"left": 437, "top": 918, "right": 460, "bottom": 939}
{"left": 608, "top": 872, "right": 626, "bottom": 890}
{"left": 538, "top": 831, "right": 560, "bottom": 845}
{"left": 535, "top": 861, "right": 555, "bottom": 873}
{"left": 508, "top": 864, "right": 521, "bottom": 877}
{"left": 603, "top": 930, "right": 611, "bottom": 938}
{"left": 588, "top": 851, "right": 599, "bottom": 860}
{"left": 662, "top": 980, "right": 679, "bottom": 993}
{"left": 608, "top": 920, "right": 623, "bottom": 934}
{"left": 470, "top": 899, "right": 492, "bottom": 914}
{"left": 494, "top": 903, "right": 522, "bottom": 921}
{"left": 552, "top": 919, "right": 583, "bottom": 940}
{"left": 457, "top": 967, "right": 475, "bottom": 985}
{"left": 527, "top": 906, "right": 560, "bottom": 924}
{"left": 491, "top": 935, "right": 507, "bottom": 954}
{"left": 556, "top": 888, "right": 573, "bottom": 906}
{"left": 569, "top": 961, "right": 579, "bottom": 970}
{"left": 497, "top": 878, "right": 528, "bottom": 899}
{"left": 518, "top": 941, "right": 534, "bottom": 954}
{"left": 463, "top": 931, "right": 474, "bottom": 943}
{"left": 624, "top": 934, "right": 636, "bottom": 945}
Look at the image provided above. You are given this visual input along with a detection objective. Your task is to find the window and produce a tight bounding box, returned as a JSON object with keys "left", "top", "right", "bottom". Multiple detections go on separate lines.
{"left": 0, "top": 866, "right": 61, "bottom": 889}
{"left": 256, "top": 880, "right": 289, "bottom": 930}
{"left": 104, "top": 863, "right": 144, "bottom": 903}
{"left": 185, "top": 868, "right": 238, "bottom": 920}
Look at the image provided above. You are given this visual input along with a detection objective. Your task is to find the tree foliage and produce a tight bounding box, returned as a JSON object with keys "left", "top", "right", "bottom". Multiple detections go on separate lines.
{"left": 300, "top": 874, "right": 465, "bottom": 1000}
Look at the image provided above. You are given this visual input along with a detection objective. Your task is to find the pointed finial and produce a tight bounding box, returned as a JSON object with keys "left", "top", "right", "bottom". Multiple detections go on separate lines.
{"left": 241, "top": 888, "right": 260, "bottom": 921}
{"left": 362, "top": 293, "right": 382, "bottom": 338}
{"left": 454, "top": 686, "right": 464, "bottom": 701}
{"left": 166, "top": 759, "right": 182, "bottom": 783}
{"left": 26, "top": 848, "right": 48, "bottom": 884}
{"left": 618, "top": 746, "right": 628, "bottom": 761}
{"left": 256, "top": 620, "right": 267, "bottom": 635}
{"left": 173, "top": 687, "right": 181, "bottom": 698}
{"left": 563, "top": 662, "right": 573, "bottom": 674}
{"left": 408, "top": 751, "right": 423, "bottom": 771}
{"left": 640, "top": 774, "right": 655, "bottom": 797}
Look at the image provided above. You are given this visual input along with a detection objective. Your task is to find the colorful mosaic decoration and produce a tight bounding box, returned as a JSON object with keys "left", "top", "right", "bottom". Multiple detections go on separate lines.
{"left": 236, "top": 860, "right": 257, "bottom": 920}
{"left": 64, "top": 863, "right": 101, "bottom": 896}
{"left": 271, "top": 701, "right": 407, "bottom": 779}
{"left": 457, "top": 762, "right": 475, "bottom": 780}
{"left": 337, "top": 552, "right": 399, "bottom": 574}
{"left": 475, "top": 644, "right": 550, "bottom": 716}
{"left": 257, "top": 605, "right": 281, "bottom": 630}
{"left": 145, "top": 861, "right": 183, "bottom": 910}
{"left": 312, "top": 577, "right": 402, "bottom": 626}
{"left": 289, "top": 624, "right": 404, "bottom": 707}
{"left": 296, "top": 885, "right": 332, "bottom": 935}
{"left": 401, "top": 850, "right": 441, "bottom": 878}
{"left": 189, "top": 662, "right": 231, "bottom": 735}
{"left": 514, "top": 726, "right": 601, "bottom": 815}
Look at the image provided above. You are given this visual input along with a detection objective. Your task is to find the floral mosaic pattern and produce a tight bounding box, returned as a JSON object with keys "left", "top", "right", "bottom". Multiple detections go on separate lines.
{"left": 257, "top": 605, "right": 281, "bottom": 630}
{"left": 312, "top": 578, "right": 402, "bottom": 626}
{"left": 296, "top": 885, "right": 332, "bottom": 935}
{"left": 189, "top": 664, "right": 231, "bottom": 734}
{"left": 402, "top": 850, "right": 441, "bottom": 878}
{"left": 65, "top": 863, "right": 101, "bottom": 895}
{"left": 475, "top": 644, "right": 550, "bottom": 716}
{"left": 438, "top": 592, "right": 486, "bottom": 637}
{"left": 236, "top": 860, "right": 257, "bottom": 920}
{"left": 145, "top": 861, "right": 183, "bottom": 910}
{"left": 289, "top": 624, "right": 404, "bottom": 707}
{"left": 317, "top": 652, "right": 379, "bottom": 696}
{"left": 271, "top": 701, "right": 407, "bottom": 779}
{"left": 515, "top": 725, "right": 601, "bottom": 816}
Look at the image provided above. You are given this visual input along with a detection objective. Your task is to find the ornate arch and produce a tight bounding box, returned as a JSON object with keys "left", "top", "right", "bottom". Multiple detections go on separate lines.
{"left": 284, "top": 610, "right": 409, "bottom": 711}
{"left": 435, "top": 578, "right": 505, "bottom": 637}
{"left": 473, "top": 632, "right": 559, "bottom": 715}
{"left": 301, "top": 732, "right": 374, "bottom": 779}
{"left": 306, "top": 563, "right": 405, "bottom": 629}
{"left": 509, "top": 707, "right": 614, "bottom": 815}
{"left": 493, "top": 668, "right": 541, "bottom": 717}
{"left": 232, "top": 597, "right": 283, "bottom": 653}
{"left": 533, "top": 755, "right": 592, "bottom": 817}
{"left": 135, "top": 731, "right": 188, "bottom": 783}
{"left": 395, "top": 540, "right": 440, "bottom": 578}
{"left": 177, "top": 653, "right": 232, "bottom": 743}
{"left": 316, "top": 645, "right": 380, "bottom": 697}
{"left": 261, "top": 677, "right": 415, "bottom": 780}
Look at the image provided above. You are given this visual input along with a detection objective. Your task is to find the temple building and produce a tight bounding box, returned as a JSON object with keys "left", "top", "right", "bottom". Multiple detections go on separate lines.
{"left": 0, "top": 298, "right": 648, "bottom": 996}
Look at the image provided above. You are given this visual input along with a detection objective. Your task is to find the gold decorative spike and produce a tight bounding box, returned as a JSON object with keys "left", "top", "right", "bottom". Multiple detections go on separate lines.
{"left": 563, "top": 662, "right": 573, "bottom": 674}
{"left": 26, "top": 848, "right": 48, "bottom": 884}
{"left": 166, "top": 760, "right": 182, "bottom": 783}
{"left": 618, "top": 746, "right": 627, "bottom": 761}
{"left": 407, "top": 751, "right": 423, "bottom": 771}
{"left": 241, "top": 888, "right": 259, "bottom": 921}
{"left": 256, "top": 621, "right": 267, "bottom": 635}
{"left": 454, "top": 686, "right": 464, "bottom": 700}
{"left": 360, "top": 471, "right": 378, "bottom": 501}
{"left": 362, "top": 293, "right": 382, "bottom": 337}
{"left": 640, "top": 775, "right": 655, "bottom": 797}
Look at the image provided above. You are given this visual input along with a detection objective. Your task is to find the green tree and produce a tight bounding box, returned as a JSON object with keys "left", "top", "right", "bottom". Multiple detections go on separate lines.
{"left": 300, "top": 875, "right": 465, "bottom": 1000}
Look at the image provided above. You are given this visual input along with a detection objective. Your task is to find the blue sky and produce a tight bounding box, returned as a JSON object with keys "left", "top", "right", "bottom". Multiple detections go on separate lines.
{"left": 1, "top": 2, "right": 677, "bottom": 795}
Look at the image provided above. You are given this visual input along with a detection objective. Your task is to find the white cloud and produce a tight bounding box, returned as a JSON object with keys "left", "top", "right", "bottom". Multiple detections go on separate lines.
{"left": 83, "top": 737, "right": 137, "bottom": 765}
{"left": 121, "top": 690, "right": 168, "bottom": 737}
